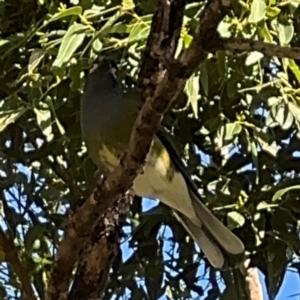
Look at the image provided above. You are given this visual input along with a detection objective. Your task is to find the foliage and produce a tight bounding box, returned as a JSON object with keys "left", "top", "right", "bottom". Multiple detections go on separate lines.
{"left": 0, "top": 0, "right": 300, "bottom": 299}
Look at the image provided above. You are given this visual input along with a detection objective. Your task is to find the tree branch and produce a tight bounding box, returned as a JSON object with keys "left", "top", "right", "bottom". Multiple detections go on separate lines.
{"left": 223, "top": 38, "right": 300, "bottom": 60}
{"left": 138, "top": 0, "right": 186, "bottom": 91}
{"left": 67, "top": 194, "right": 131, "bottom": 300}
{"left": 170, "top": 0, "right": 239, "bottom": 77}
{"left": 46, "top": 0, "right": 239, "bottom": 299}
{"left": 246, "top": 267, "right": 264, "bottom": 300}
{"left": 0, "top": 228, "right": 37, "bottom": 300}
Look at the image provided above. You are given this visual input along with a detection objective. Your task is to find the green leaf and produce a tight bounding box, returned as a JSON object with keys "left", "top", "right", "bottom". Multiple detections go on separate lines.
{"left": 218, "top": 122, "right": 242, "bottom": 142}
{"left": 70, "top": 62, "right": 83, "bottom": 91}
{"left": 278, "top": 23, "right": 294, "bottom": 45}
{"left": 175, "top": 38, "right": 183, "bottom": 59}
{"left": 0, "top": 39, "right": 9, "bottom": 49}
{"left": 184, "top": 74, "right": 200, "bottom": 118}
{"left": 218, "top": 21, "right": 232, "bottom": 38}
{"left": 217, "top": 51, "right": 227, "bottom": 81}
{"left": 257, "top": 201, "right": 278, "bottom": 211}
{"left": 288, "top": 102, "right": 300, "bottom": 131}
{"left": 259, "top": 22, "right": 273, "bottom": 42}
{"left": 272, "top": 185, "right": 300, "bottom": 201}
{"left": 92, "top": 38, "right": 103, "bottom": 53}
{"left": 202, "top": 117, "right": 223, "bottom": 134}
{"left": 109, "top": 22, "right": 127, "bottom": 34}
{"left": 182, "top": 33, "right": 193, "bottom": 48}
{"left": 266, "top": 6, "right": 281, "bottom": 18}
{"left": 267, "top": 96, "right": 280, "bottom": 107}
{"left": 46, "top": 96, "right": 66, "bottom": 136}
{"left": 290, "top": 0, "right": 300, "bottom": 12}
{"left": 250, "top": 139, "right": 259, "bottom": 182}
{"left": 243, "top": 128, "right": 259, "bottom": 181}
{"left": 266, "top": 242, "right": 287, "bottom": 299}
{"left": 226, "top": 72, "right": 240, "bottom": 98}
{"left": 245, "top": 51, "right": 264, "bottom": 66}
{"left": 281, "top": 109, "right": 294, "bottom": 130}
{"left": 46, "top": 6, "right": 83, "bottom": 24}
{"left": 25, "top": 224, "right": 46, "bottom": 253}
{"left": 34, "top": 102, "right": 52, "bottom": 139}
{"left": 128, "top": 23, "right": 150, "bottom": 43}
{"left": 28, "top": 49, "right": 45, "bottom": 74}
{"left": 0, "top": 102, "right": 28, "bottom": 132}
{"left": 274, "top": 103, "right": 294, "bottom": 130}
{"left": 122, "top": 0, "right": 135, "bottom": 10}
{"left": 199, "top": 63, "right": 209, "bottom": 96}
{"left": 249, "top": 0, "right": 266, "bottom": 23}
{"left": 145, "top": 256, "right": 164, "bottom": 299}
{"left": 33, "top": 270, "right": 45, "bottom": 299}
{"left": 288, "top": 59, "right": 300, "bottom": 85}
{"left": 53, "top": 23, "right": 87, "bottom": 67}
{"left": 99, "top": 9, "right": 125, "bottom": 37}
{"left": 252, "top": 127, "right": 277, "bottom": 156}
{"left": 90, "top": 38, "right": 103, "bottom": 60}
{"left": 227, "top": 211, "right": 245, "bottom": 230}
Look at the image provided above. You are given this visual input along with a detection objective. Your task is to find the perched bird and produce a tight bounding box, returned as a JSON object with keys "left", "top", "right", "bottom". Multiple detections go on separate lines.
{"left": 80, "top": 57, "right": 245, "bottom": 269}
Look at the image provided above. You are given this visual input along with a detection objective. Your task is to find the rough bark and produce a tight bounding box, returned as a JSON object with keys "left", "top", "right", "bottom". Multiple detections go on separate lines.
{"left": 68, "top": 194, "right": 131, "bottom": 300}
{"left": 47, "top": 0, "right": 300, "bottom": 298}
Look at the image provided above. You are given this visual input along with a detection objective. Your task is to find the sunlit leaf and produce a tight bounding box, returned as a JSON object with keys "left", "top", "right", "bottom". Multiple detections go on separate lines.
{"left": 218, "top": 122, "right": 242, "bottom": 142}
{"left": 227, "top": 211, "right": 245, "bottom": 230}
{"left": 245, "top": 51, "right": 264, "bottom": 66}
{"left": 46, "top": 6, "right": 83, "bottom": 24}
{"left": 218, "top": 21, "right": 232, "bottom": 38}
{"left": 128, "top": 23, "right": 150, "bottom": 43}
{"left": 34, "top": 102, "right": 53, "bottom": 139}
{"left": 288, "top": 102, "right": 300, "bottom": 132}
{"left": 53, "top": 23, "right": 87, "bottom": 67}
{"left": 2, "top": 0, "right": 300, "bottom": 298}
{"left": 28, "top": 49, "right": 45, "bottom": 74}
{"left": 185, "top": 74, "right": 200, "bottom": 118}
{"left": 122, "top": 0, "right": 135, "bottom": 10}
{"left": 0, "top": 102, "right": 28, "bottom": 132}
{"left": 259, "top": 22, "right": 273, "bottom": 42}
{"left": 249, "top": 0, "right": 266, "bottom": 23}
{"left": 288, "top": 59, "right": 300, "bottom": 84}
{"left": 266, "top": 6, "right": 281, "bottom": 18}
{"left": 252, "top": 127, "right": 277, "bottom": 156}
{"left": 272, "top": 185, "right": 300, "bottom": 201}
{"left": 25, "top": 224, "right": 46, "bottom": 253}
{"left": 278, "top": 23, "right": 294, "bottom": 45}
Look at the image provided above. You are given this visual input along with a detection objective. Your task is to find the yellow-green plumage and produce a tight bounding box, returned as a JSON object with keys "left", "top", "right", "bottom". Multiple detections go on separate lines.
{"left": 80, "top": 58, "right": 245, "bottom": 269}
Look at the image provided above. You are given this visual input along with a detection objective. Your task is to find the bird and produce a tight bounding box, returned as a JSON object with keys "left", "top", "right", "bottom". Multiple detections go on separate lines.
{"left": 80, "top": 57, "right": 245, "bottom": 269}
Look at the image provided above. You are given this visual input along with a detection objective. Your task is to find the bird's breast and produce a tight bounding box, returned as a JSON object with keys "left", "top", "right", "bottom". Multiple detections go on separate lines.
{"left": 97, "top": 144, "right": 121, "bottom": 172}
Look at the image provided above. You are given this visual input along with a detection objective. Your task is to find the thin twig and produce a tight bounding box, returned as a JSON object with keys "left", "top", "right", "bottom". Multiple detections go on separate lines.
{"left": 0, "top": 228, "right": 37, "bottom": 300}
{"left": 46, "top": 0, "right": 241, "bottom": 299}
{"left": 224, "top": 38, "right": 300, "bottom": 60}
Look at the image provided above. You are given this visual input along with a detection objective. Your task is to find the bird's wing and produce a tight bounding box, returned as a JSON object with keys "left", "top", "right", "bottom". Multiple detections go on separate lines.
{"left": 157, "top": 127, "right": 245, "bottom": 268}
{"left": 156, "top": 127, "right": 204, "bottom": 198}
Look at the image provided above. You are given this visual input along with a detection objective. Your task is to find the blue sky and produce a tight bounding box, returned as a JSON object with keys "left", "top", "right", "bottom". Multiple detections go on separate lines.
{"left": 272, "top": 270, "right": 300, "bottom": 300}
{"left": 119, "top": 197, "right": 300, "bottom": 300}
{"left": 1, "top": 151, "right": 299, "bottom": 298}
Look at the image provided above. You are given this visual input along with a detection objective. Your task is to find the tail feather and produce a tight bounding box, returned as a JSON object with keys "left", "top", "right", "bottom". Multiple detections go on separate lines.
{"left": 174, "top": 191, "right": 245, "bottom": 269}
{"left": 190, "top": 191, "right": 245, "bottom": 255}
{"left": 156, "top": 129, "right": 244, "bottom": 269}
{"left": 174, "top": 212, "right": 225, "bottom": 268}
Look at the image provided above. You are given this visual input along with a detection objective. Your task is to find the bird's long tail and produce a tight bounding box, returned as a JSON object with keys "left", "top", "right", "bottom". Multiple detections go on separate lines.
{"left": 174, "top": 190, "right": 245, "bottom": 269}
